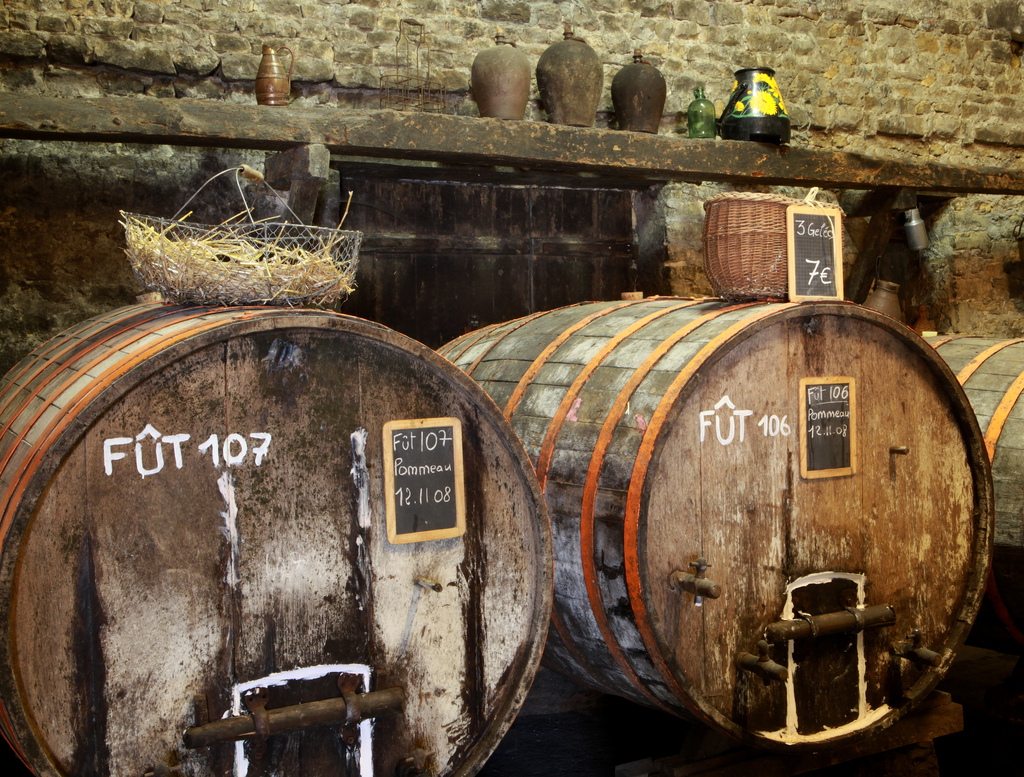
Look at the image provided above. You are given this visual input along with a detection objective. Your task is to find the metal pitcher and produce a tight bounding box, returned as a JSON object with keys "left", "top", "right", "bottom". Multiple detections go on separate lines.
{"left": 255, "top": 44, "right": 294, "bottom": 106}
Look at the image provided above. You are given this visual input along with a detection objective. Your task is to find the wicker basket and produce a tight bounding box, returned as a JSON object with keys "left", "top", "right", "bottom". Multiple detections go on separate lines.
{"left": 703, "top": 191, "right": 824, "bottom": 301}
{"left": 121, "top": 213, "right": 361, "bottom": 307}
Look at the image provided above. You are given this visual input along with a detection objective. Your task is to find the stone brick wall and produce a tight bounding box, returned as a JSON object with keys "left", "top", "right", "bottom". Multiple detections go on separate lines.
{"left": 2, "top": 0, "right": 1024, "bottom": 351}
{"left": 0, "top": 140, "right": 265, "bottom": 375}
{"left": 2, "top": 0, "right": 1021, "bottom": 133}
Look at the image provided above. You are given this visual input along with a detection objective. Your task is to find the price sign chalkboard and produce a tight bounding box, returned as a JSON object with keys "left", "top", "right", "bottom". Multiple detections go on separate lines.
{"left": 799, "top": 377, "right": 857, "bottom": 479}
{"left": 383, "top": 417, "right": 465, "bottom": 544}
{"left": 787, "top": 204, "right": 844, "bottom": 302}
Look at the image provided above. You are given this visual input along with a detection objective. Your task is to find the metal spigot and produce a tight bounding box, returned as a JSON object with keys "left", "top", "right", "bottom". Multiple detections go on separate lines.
{"left": 737, "top": 640, "right": 789, "bottom": 686}
{"left": 396, "top": 748, "right": 434, "bottom": 777}
{"left": 896, "top": 629, "right": 942, "bottom": 668}
{"left": 668, "top": 557, "right": 722, "bottom": 607}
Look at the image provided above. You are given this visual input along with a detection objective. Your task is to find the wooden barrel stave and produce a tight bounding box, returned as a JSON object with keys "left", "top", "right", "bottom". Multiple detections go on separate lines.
{"left": 489, "top": 300, "right": 734, "bottom": 711}
{"left": 0, "top": 304, "right": 552, "bottom": 777}
{"left": 930, "top": 336, "right": 1024, "bottom": 650}
{"left": 442, "top": 299, "right": 992, "bottom": 749}
{"left": 514, "top": 303, "right": 773, "bottom": 714}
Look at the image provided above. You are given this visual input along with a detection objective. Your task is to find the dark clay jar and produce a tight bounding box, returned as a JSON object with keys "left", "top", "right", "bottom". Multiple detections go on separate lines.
{"left": 535, "top": 26, "right": 603, "bottom": 127}
{"left": 610, "top": 50, "right": 666, "bottom": 134}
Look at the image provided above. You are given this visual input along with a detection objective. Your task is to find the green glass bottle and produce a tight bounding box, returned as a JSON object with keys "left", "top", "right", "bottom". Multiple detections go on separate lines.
{"left": 687, "top": 86, "right": 716, "bottom": 138}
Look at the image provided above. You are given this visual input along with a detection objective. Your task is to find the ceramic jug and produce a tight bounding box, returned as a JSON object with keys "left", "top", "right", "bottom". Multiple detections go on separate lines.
{"left": 535, "top": 26, "right": 602, "bottom": 127}
{"left": 471, "top": 30, "right": 531, "bottom": 120}
{"left": 255, "top": 44, "right": 294, "bottom": 106}
{"left": 610, "top": 50, "right": 666, "bottom": 134}
{"left": 718, "top": 67, "right": 790, "bottom": 144}
{"left": 863, "top": 280, "right": 903, "bottom": 322}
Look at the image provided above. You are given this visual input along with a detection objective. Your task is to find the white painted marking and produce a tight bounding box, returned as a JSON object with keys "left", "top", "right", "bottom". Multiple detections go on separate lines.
{"left": 223, "top": 433, "right": 248, "bottom": 466}
{"left": 103, "top": 436, "right": 132, "bottom": 475}
{"left": 758, "top": 704, "right": 892, "bottom": 744}
{"left": 217, "top": 472, "right": 240, "bottom": 589}
{"left": 135, "top": 423, "right": 164, "bottom": 477}
{"left": 231, "top": 664, "right": 374, "bottom": 777}
{"left": 104, "top": 429, "right": 271, "bottom": 476}
{"left": 701, "top": 395, "right": 789, "bottom": 445}
{"left": 250, "top": 432, "right": 272, "bottom": 465}
{"left": 162, "top": 433, "right": 191, "bottom": 468}
{"left": 350, "top": 428, "right": 371, "bottom": 529}
{"left": 700, "top": 395, "right": 754, "bottom": 444}
{"left": 771, "top": 572, "right": 870, "bottom": 740}
{"left": 199, "top": 434, "right": 221, "bottom": 467}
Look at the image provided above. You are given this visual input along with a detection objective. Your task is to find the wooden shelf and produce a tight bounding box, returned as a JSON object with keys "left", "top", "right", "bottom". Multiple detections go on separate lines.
{"left": 2, "top": 93, "right": 1023, "bottom": 194}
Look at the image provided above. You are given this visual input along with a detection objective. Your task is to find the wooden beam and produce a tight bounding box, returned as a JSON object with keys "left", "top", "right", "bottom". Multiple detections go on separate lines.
{"left": 3, "top": 94, "right": 1024, "bottom": 194}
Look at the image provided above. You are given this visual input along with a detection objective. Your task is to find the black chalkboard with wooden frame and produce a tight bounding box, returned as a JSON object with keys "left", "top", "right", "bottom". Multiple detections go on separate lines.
{"left": 383, "top": 417, "right": 466, "bottom": 544}
{"left": 799, "top": 376, "right": 857, "bottom": 479}
{"left": 787, "top": 204, "right": 844, "bottom": 302}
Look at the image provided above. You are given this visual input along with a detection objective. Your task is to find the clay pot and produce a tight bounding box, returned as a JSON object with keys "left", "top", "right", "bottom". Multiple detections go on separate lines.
{"left": 610, "top": 50, "right": 666, "bottom": 134}
{"left": 863, "top": 280, "right": 903, "bottom": 322}
{"left": 535, "top": 26, "right": 603, "bottom": 127}
{"left": 471, "top": 31, "right": 531, "bottom": 120}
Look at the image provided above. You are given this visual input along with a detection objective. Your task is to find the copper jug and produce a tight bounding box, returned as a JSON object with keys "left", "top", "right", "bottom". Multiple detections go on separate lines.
{"left": 255, "top": 44, "right": 293, "bottom": 106}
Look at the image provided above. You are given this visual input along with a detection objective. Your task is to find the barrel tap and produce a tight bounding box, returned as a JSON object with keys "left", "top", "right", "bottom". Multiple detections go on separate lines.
{"left": 737, "top": 640, "right": 788, "bottom": 686}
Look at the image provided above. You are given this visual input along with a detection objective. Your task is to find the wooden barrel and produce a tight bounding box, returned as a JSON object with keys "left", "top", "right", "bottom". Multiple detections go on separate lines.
{"left": 0, "top": 303, "right": 552, "bottom": 777}
{"left": 929, "top": 335, "right": 1024, "bottom": 653}
{"left": 440, "top": 298, "right": 992, "bottom": 750}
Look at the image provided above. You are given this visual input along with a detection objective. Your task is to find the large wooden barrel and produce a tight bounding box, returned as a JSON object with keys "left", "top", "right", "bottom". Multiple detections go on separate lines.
{"left": 929, "top": 335, "right": 1024, "bottom": 653}
{"left": 0, "top": 303, "right": 552, "bottom": 777}
{"left": 440, "top": 298, "right": 992, "bottom": 750}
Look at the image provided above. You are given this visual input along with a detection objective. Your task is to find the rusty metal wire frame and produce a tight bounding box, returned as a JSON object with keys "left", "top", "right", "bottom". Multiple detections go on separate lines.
{"left": 380, "top": 18, "right": 447, "bottom": 113}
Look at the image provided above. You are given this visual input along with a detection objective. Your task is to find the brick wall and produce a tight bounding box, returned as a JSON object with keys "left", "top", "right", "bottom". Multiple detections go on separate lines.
{"left": 2, "top": 0, "right": 1024, "bottom": 342}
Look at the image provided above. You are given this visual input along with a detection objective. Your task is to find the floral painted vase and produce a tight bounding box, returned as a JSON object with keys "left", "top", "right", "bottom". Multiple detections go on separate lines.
{"left": 718, "top": 67, "right": 790, "bottom": 144}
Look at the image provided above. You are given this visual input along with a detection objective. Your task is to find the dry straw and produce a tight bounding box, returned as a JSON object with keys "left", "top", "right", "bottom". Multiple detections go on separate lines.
{"left": 121, "top": 165, "right": 361, "bottom": 307}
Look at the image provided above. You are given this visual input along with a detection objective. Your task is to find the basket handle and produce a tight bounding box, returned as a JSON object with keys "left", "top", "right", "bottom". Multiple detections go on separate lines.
{"left": 170, "top": 165, "right": 305, "bottom": 226}
{"left": 802, "top": 187, "right": 832, "bottom": 209}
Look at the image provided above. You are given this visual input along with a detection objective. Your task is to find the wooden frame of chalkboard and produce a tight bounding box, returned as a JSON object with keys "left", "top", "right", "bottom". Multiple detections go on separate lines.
{"left": 383, "top": 417, "right": 466, "bottom": 544}
{"left": 799, "top": 376, "right": 857, "bottom": 479}
{"left": 786, "top": 204, "right": 845, "bottom": 302}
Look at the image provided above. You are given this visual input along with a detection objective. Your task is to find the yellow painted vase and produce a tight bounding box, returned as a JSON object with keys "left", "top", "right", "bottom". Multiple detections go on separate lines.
{"left": 719, "top": 67, "right": 790, "bottom": 144}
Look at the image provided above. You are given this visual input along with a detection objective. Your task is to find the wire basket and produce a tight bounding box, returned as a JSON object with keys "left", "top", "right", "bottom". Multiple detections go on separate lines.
{"left": 703, "top": 191, "right": 816, "bottom": 301}
{"left": 121, "top": 166, "right": 361, "bottom": 307}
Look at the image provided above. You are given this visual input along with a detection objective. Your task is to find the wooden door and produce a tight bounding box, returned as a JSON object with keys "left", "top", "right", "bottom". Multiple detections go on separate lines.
{"left": 339, "top": 168, "right": 638, "bottom": 347}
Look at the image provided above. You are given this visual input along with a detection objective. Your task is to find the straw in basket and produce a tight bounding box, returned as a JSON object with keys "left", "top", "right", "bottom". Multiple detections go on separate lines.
{"left": 702, "top": 189, "right": 835, "bottom": 301}
{"left": 121, "top": 165, "right": 361, "bottom": 307}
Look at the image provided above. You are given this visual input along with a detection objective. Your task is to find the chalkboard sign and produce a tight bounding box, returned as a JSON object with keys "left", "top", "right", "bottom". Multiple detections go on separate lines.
{"left": 787, "top": 204, "right": 844, "bottom": 302}
{"left": 383, "top": 417, "right": 466, "bottom": 544}
{"left": 799, "top": 377, "right": 857, "bottom": 479}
